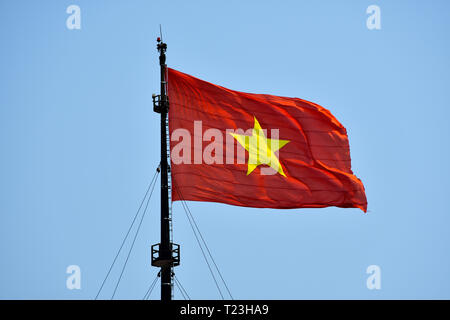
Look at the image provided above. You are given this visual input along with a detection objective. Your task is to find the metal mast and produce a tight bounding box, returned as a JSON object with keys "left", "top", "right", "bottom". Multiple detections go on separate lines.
{"left": 151, "top": 37, "right": 180, "bottom": 301}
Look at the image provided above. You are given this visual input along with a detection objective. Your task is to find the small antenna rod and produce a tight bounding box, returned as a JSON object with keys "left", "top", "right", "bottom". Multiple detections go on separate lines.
{"left": 159, "top": 24, "right": 163, "bottom": 42}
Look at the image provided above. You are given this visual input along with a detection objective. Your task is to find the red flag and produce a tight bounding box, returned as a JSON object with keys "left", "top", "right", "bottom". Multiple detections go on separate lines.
{"left": 168, "top": 68, "right": 367, "bottom": 212}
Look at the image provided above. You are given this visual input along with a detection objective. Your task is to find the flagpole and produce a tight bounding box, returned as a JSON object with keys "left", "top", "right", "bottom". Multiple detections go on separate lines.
{"left": 152, "top": 37, "right": 180, "bottom": 301}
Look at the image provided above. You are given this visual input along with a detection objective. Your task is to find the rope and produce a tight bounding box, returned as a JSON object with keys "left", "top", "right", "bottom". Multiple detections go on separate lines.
{"left": 95, "top": 166, "right": 160, "bottom": 299}
{"left": 174, "top": 278, "right": 187, "bottom": 300}
{"left": 143, "top": 272, "right": 160, "bottom": 300}
{"left": 175, "top": 186, "right": 230, "bottom": 299}
{"left": 178, "top": 194, "right": 224, "bottom": 299}
{"left": 180, "top": 195, "right": 234, "bottom": 299}
{"left": 174, "top": 275, "right": 190, "bottom": 300}
{"left": 111, "top": 170, "right": 160, "bottom": 299}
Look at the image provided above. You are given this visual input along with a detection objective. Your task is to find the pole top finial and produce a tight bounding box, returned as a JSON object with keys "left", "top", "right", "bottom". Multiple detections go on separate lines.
{"left": 156, "top": 24, "right": 166, "bottom": 55}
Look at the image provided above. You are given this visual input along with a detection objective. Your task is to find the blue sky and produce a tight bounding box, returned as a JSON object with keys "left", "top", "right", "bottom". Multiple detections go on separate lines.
{"left": 1, "top": 0, "right": 449, "bottom": 299}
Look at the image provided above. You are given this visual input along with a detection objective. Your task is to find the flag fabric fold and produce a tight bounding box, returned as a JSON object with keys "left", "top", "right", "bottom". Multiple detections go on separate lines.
{"left": 168, "top": 68, "right": 367, "bottom": 212}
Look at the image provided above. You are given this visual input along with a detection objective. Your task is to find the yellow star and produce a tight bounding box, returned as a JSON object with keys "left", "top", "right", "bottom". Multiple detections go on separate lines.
{"left": 229, "top": 117, "right": 290, "bottom": 177}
